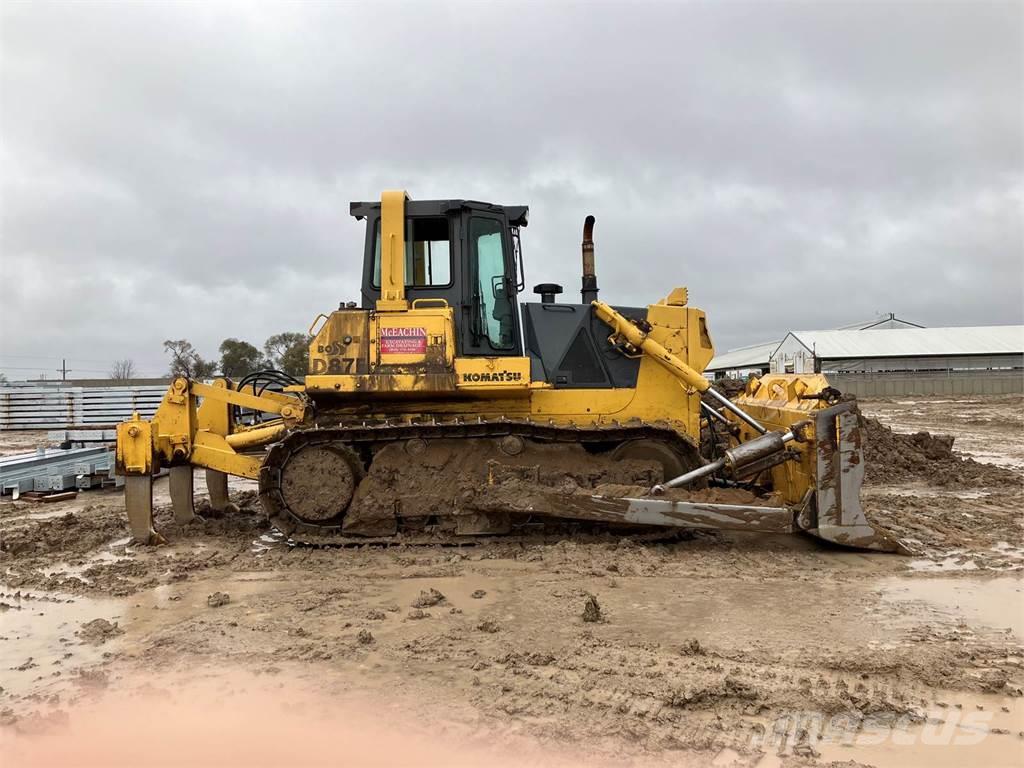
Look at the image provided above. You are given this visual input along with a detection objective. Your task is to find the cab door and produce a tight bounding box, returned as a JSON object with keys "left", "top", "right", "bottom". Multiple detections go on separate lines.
{"left": 460, "top": 211, "right": 522, "bottom": 357}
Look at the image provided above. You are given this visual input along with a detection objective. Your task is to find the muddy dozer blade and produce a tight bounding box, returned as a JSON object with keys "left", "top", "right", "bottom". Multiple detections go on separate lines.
{"left": 804, "top": 403, "right": 910, "bottom": 554}
{"left": 467, "top": 402, "right": 908, "bottom": 554}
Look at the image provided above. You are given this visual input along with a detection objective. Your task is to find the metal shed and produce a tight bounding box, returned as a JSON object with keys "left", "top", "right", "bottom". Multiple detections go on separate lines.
{"left": 770, "top": 325, "right": 1024, "bottom": 396}
{"left": 706, "top": 313, "right": 925, "bottom": 379}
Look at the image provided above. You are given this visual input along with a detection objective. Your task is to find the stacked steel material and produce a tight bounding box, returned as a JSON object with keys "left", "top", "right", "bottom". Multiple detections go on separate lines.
{"left": 0, "top": 446, "right": 116, "bottom": 496}
{"left": 0, "top": 385, "right": 167, "bottom": 430}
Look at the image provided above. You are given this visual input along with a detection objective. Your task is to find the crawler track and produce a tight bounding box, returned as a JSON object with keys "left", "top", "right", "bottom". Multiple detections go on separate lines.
{"left": 259, "top": 418, "right": 700, "bottom": 546}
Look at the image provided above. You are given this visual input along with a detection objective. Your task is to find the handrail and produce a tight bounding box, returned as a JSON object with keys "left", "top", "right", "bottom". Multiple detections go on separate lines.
{"left": 308, "top": 313, "right": 329, "bottom": 336}
{"left": 411, "top": 298, "right": 449, "bottom": 309}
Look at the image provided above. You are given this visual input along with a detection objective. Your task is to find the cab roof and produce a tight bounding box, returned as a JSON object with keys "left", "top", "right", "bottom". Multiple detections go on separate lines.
{"left": 349, "top": 198, "right": 528, "bottom": 227}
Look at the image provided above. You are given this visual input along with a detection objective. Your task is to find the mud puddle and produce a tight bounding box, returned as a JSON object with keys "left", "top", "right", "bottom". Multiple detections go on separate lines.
{"left": 250, "top": 529, "right": 287, "bottom": 554}
{"left": 1, "top": 668, "right": 693, "bottom": 768}
{"left": 2, "top": 507, "right": 79, "bottom": 523}
{"left": 587, "top": 576, "right": 911, "bottom": 652}
{"left": 39, "top": 540, "right": 134, "bottom": 585}
{"left": 1, "top": 573, "right": 288, "bottom": 701}
{"left": 755, "top": 693, "right": 1022, "bottom": 768}
{"left": 379, "top": 571, "right": 906, "bottom": 656}
{"left": 132, "top": 571, "right": 286, "bottom": 615}
{"left": 862, "top": 486, "right": 995, "bottom": 500}
{"left": 880, "top": 575, "right": 1024, "bottom": 639}
{"left": 0, "top": 586, "right": 124, "bottom": 697}
{"left": 746, "top": 691, "right": 1023, "bottom": 767}
{"left": 905, "top": 544, "right": 1024, "bottom": 573}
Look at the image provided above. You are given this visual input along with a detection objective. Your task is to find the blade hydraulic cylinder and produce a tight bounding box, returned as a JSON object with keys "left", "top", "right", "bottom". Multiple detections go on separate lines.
{"left": 655, "top": 429, "right": 795, "bottom": 493}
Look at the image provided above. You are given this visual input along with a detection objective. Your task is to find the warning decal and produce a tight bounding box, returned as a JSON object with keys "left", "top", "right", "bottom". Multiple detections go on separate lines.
{"left": 380, "top": 327, "right": 427, "bottom": 355}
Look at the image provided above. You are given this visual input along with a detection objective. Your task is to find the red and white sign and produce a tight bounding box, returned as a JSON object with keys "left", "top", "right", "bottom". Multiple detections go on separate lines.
{"left": 380, "top": 326, "right": 427, "bottom": 355}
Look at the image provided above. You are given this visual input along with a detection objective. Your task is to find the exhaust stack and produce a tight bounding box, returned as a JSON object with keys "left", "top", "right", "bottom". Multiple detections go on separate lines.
{"left": 581, "top": 215, "right": 599, "bottom": 304}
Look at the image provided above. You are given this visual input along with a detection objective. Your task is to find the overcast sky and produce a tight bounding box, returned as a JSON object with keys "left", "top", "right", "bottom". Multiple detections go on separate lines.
{"left": 2, "top": 1, "right": 1021, "bottom": 381}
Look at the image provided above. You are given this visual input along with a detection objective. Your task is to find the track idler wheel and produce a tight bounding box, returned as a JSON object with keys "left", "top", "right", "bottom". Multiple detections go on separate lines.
{"left": 611, "top": 439, "right": 703, "bottom": 487}
{"left": 276, "top": 443, "right": 364, "bottom": 526}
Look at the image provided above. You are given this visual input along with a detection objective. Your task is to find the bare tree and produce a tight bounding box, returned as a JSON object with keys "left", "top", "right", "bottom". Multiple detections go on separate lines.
{"left": 109, "top": 359, "right": 136, "bottom": 381}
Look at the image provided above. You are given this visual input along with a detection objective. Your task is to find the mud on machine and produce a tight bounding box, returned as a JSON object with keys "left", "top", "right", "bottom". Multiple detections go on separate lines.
{"left": 117, "top": 191, "right": 905, "bottom": 553}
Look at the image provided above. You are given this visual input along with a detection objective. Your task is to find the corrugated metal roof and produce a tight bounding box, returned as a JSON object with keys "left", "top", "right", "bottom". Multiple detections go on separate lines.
{"left": 835, "top": 313, "right": 924, "bottom": 330}
{"left": 783, "top": 326, "right": 1024, "bottom": 359}
{"left": 706, "top": 341, "right": 780, "bottom": 372}
{"left": 706, "top": 314, "right": 925, "bottom": 371}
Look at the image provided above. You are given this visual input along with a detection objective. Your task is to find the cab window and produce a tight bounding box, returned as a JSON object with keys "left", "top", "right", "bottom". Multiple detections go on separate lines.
{"left": 469, "top": 217, "right": 514, "bottom": 350}
{"left": 372, "top": 217, "right": 451, "bottom": 287}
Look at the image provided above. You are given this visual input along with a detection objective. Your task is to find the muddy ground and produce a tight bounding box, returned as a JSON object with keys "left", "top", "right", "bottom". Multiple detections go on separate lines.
{"left": 1, "top": 396, "right": 1022, "bottom": 767}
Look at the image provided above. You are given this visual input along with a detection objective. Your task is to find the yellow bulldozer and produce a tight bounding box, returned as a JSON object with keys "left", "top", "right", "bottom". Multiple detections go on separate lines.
{"left": 116, "top": 190, "right": 903, "bottom": 552}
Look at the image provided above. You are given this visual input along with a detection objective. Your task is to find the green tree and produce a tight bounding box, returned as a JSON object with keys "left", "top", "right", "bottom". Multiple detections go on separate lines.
{"left": 264, "top": 332, "right": 309, "bottom": 378}
{"left": 218, "top": 338, "right": 264, "bottom": 378}
{"left": 163, "top": 339, "right": 217, "bottom": 379}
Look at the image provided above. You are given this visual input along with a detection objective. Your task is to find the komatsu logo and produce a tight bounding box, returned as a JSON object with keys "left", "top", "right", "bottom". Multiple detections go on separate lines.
{"left": 462, "top": 371, "right": 523, "bottom": 383}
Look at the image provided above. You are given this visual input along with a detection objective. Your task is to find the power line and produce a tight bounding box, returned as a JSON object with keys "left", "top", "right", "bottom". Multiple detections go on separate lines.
{"left": 0, "top": 366, "right": 113, "bottom": 372}
{"left": 0, "top": 354, "right": 132, "bottom": 364}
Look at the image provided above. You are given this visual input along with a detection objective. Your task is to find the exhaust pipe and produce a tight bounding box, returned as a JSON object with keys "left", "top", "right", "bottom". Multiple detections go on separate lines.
{"left": 581, "top": 215, "right": 599, "bottom": 304}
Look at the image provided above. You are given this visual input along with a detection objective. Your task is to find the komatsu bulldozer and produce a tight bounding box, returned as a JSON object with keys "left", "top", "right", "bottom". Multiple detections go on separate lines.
{"left": 116, "top": 190, "right": 903, "bottom": 552}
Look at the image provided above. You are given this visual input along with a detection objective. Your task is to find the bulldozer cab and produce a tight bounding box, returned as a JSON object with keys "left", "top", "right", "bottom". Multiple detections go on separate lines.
{"left": 351, "top": 198, "right": 529, "bottom": 358}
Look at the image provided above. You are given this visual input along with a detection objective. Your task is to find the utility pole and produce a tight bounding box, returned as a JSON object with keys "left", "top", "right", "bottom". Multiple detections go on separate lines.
{"left": 57, "top": 359, "right": 70, "bottom": 381}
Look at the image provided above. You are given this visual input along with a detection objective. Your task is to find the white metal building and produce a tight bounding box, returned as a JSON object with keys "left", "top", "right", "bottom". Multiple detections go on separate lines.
{"left": 772, "top": 325, "right": 1024, "bottom": 396}
{"left": 772, "top": 326, "right": 1021, "bottom": 372}
{"left": 706, "top": 313, "right": 923, "bottom": 378}
{"left": 707, "top": 320, "right": 1023, "bottom": 396}
{"left": 704, "top": 341, "right": 781, "bottom": 378}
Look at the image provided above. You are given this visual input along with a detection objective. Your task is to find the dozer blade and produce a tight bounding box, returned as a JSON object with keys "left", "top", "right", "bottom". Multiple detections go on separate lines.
{"left": 468, "top": 402, "right": 907, "bottom": 553}
{"left": 472, "top": 488, "right": 801, "bottom": 534}
{"left": 804, "top": 402, "right": 909, "bottom": 553}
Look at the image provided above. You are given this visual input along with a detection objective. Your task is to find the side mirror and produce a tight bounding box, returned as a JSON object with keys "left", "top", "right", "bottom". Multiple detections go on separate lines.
{"left": 491, "top": 274, "right": 507, "bottom": 300}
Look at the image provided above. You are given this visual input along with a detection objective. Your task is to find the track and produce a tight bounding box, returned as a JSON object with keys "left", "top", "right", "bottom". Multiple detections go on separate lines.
{"left": 259, "top": 418, "right": 701, "bottom": 546}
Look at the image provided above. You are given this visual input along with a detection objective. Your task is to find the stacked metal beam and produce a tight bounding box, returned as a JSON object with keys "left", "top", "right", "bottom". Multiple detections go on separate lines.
{"left": 47, "top": 429, "right": 118, "bottom": 443}
{"left": 0, "top": 385, "right": 167, "bottom": 430}
{"left": 0, "top": 446, "right": 116, "bottom": 496}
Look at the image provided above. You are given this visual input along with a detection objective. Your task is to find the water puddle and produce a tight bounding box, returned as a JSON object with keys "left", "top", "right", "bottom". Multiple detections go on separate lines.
{"left": 250, "top": 528, "right": 287, "bottom": 555}
{"left": 0, "top": 585, "right": 124, "bottom": 697}
{"left": 1, "top": 570, "right": 288, "bottom": 702}
{"left": 866, "top": 487, "right": 993, "bottom": 500}
{"left": 40, "top": 550, "right": 133, "bottom": 585}
{"left": 0, "top": 506, "right": 80, "bottom": 523}
{"left": 124, "top": 571, "right": 288, "bottom": 635}
{"left": 992, "top": 541, "right": 1024, "bottom": 566}
{"left": 382, "top": 575, "right": 502, "bottom": 616}
{"left": 908, "top": 552, "right": 980, "bottom": 573}
{"left": 32, "top": 537, "right": 137, "bottom": 586}
{"left": 746, "top": 692, "right": 1023, "bottom": 768}
{"left": 880, "top": 575, "right": 1024, "bottom": 638}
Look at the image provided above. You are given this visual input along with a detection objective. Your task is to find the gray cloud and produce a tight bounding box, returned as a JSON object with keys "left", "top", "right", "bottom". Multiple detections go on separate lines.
{"left": 2, "top": 1, "right": 1021, "bottom": 379}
